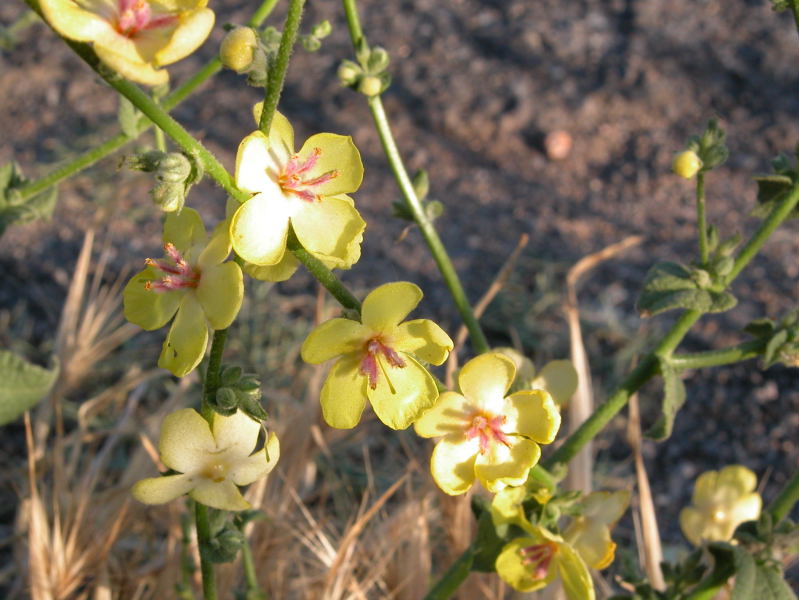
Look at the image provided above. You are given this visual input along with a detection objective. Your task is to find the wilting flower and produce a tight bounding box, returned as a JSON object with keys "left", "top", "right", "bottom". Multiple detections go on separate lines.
{"left": 301, "top": 281, "right": 452, "bottom": 430}
{"left": 563, "top": 490, "right": 630, "bottom": 569}
{"left": 39, "top": 0, "right": 214, "bottom": 86}
{"left": 414, "top": 353, "right": 560, "bottom": 495}
{"left": 133, "top": 409, "right": 279, "bottom": 511}
{"left": 679, "top": 465, "right": 762, "bottom": 546}
{"left": 496, "top": 525, "right": 594, "bottom": 599}
{"left": 124, "top": 208, "right": 243, "bottom": 377}
{"left": 230, "top": 111, "right": 365, "bottom": 275}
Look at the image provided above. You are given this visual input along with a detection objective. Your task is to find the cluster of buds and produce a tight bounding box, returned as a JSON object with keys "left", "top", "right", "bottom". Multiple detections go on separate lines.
{"left": 126, "top": 150, "right": 200, "bottom": 212}
{"left": 338, "top": 39, "right": 391, "bottom": 97}
{"left": 213, "top": 365, "right": 269, "bottom": 421}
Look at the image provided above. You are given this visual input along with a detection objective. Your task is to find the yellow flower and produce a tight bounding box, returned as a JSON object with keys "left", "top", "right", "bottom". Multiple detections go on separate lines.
{"left": 414, "top": 353, "right": 560, "bottom": 495}
{"left": 133, "top": 408, "right": 279, "bottom": 511}
{"left": 39, "top": 0, "right": 214, "bottom": 86}
{"left": 496, "top": 525, "right": 594, "bottom": 599}
{"left": 563, "top": 490, "right": 630, "bottom": 569}
{"left": 230, "top": 111, "right": 365, "bottom": 274}
{"left": 301, "top": 282, "right": 452, "bottom": 430}
{"left": 673, "top": 150, "right": 703, "bottom": 179}
{"left": 679, "top": 465, "right": 762, "bottom": 546}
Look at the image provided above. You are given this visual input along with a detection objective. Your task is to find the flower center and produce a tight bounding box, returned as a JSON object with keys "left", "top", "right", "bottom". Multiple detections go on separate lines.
{"left": 144, "top": 243, "right": 201, "bottom": 292}
{"left": 465, "top": 411, "right": 510, "bottom": 454}
{"left": 278, "top": 148, "right": 339, "bottom": 202}
{"left": 520, "top": 541, "right": 559, "bottom": 580}
{"left": 201, "top": 462, "right": 229, "bottom": 483}
{"left": 711, "top": 508, "right": 727, "bottom": 523}
{"left": 359, "top": 337, "right": 406, "bottom": 390}
{"left": 116, "top": 0, "right": 177, "bottom": 37}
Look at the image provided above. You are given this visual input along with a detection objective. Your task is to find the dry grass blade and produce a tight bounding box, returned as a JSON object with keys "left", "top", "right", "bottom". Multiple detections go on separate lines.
{"left": 564, "top": 235, "right": 643, "bottom": 492}
{"left": 446, "top": 233, "right": 529, "bottom": 387}
{"left": 627, "top": 391, "right": 665, "bottom": 590}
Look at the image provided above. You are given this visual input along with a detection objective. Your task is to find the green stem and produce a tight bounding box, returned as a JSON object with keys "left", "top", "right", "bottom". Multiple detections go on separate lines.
{"left": 202, "top": 329, "right": 229, "bottom": 421}
{"left": 423, "top": 544, "right": 476, "bottom": 600}
{"left": 685, "top": 584, "right": 725, "bottom": 600}
{"left": 241, "top": 536, "right": 264, "bottom": 598}
{"left": 195, "top": 503, "right": 217, "bottom": 600}
{"left": 287, "top": 230, "right": 362, "bottom": 313}
{"left": 14, "top": 0, "right": 279, "bottom": 203}
{"left": 366, "top": 96, "right": 489, "bottom": 354}
{"left": 696, "top": 172, "right": 708, "bottom": 265}
{"left": 341, "top": 0, "right": 363, "bottom": 45}
{"left": 259, "top": 0, "right": 306, "bottom": 134}
{"left": 670, "top": 339, "right": 764, "bottom": 371}
{"left": 768, "top": 470, "right": 799, "bottom": 522}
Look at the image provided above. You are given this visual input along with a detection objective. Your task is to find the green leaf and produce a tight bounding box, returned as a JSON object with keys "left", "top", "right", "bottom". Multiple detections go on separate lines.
{"left": 118, "top": 96, "right": 143, "bottom": 138}
{"left": 0, "top": 350, "right": 59, "bottom": 425}
{"left": 638, "top": 261, "right": 737, "bottom": 316}
{"left": 744, "top": 318, "right": 776, "bottom": 339}
{"left": 751, "top": 561, "right": 797, "bottom": 600}
{"left": 729, "top": 546, "right": 757, "bottom": 600}
{"left": 764, "top": 329, "right": 789, "bottom": 365}
{"left": 470, "top": 507, "right": 506, "bottom": 573}
{"left": 0, "top": 162, "right": 59, "bottom": 238}
{"left": 645, "top": 356, "right": 686, "bottom": 440}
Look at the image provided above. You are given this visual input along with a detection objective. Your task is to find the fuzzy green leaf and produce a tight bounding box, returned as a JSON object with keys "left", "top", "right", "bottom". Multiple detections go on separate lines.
{"left": 729, "top": 546, "right": 757, "bottom": 600}
{"left": 118, "top": 96, "right": 143, "bottom": 138}
{"left": 751, "top": 562, "right": 797, "bottom": 600}
{"left": 0, "top": 351, "right": 59, "bottom": 425}
{"left": 646, "top": 356, "right": 686, "bottom": 440}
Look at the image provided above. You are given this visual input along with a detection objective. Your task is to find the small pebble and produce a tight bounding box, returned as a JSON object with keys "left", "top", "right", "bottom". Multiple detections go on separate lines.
{"left": 544, "top": 130, "right": 572, "bottom": 160}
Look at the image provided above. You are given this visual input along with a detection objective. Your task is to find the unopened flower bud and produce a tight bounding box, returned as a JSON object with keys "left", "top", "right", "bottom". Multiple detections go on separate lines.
{"left": 367, "top": 46, "right": 390, "bottom": 72}
{"left": 215, "top": 387, "right": 239, "bottom": 413}
{"left": 337, "top": 61, "right": 361, "bottom": 86}
{"left": 220, "top": 26, "right": 258, "bottom": 73}
{"left": 358, "top": 75, "right": 382, "bottom": 97}
{"left": 157, "top": 153, "right": 192, "bottom": 183}
{"left": 673, "top": 150, "right": 702, "bottom": 179}
{"left": 151, "top": 182, "right": 185, "bottom": 213}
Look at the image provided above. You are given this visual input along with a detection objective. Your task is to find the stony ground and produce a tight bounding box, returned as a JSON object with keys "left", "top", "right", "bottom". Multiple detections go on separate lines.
{"left": 2, "top": 0, "right": 799, "bottom": 584}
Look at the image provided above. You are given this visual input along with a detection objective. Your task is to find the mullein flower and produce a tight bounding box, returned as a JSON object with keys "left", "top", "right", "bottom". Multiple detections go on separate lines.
{"left": 301, "top": 281, "right": 452, "bottom": 430}
{"left": 563, "top": 490, "right": 630, "bottom": 569}
{"left": 230, "top": 111, "right": 366, "bottom": 275}
{"left": 39, "top": 0, "right": 214, "bottom": 86}
{"left": 414, "top": 353, "right": 560, "bottom": 495}
{"left": 123, "top": 208, "right": 243, "bottom": 377}
{"left": 133, "top": 409, "right": 279, "bottom": 511}
{"left": 679, "top": 465, "right": 762, "bottom": 546}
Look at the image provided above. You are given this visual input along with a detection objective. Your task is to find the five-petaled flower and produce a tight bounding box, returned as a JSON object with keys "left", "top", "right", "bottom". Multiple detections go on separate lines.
{"left": 679, "top": 465, "right": 762, "bottom": 546}
{"left": 39, "top": 0, "right": 214, "bottom": 86}
{"left": 133, "top": 408, "right": 279, "bottom": 511}
{"left": 123, "top": 207, "right": 243, "bottom": 377}
{"left": 301, "top": 281, "right": 453, "bottom": 430}
{"left": 230, "top": 110, "right": 366, "bottom": 279}
{"left": 414, "top": 353, "right": 560, "bottom": 495}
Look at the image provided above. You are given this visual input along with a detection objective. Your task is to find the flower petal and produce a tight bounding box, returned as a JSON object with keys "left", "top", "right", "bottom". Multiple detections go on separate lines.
{"left": 564, "top": 520, "right": 615, "bottom": 570}
{"left": 94, "top": 44, "right": 170, "bottom": 86}
{"left": 507, "top": 390, "right": 561, "bottom": 444}
{"left": 581, "top": 490, "right": 631, "bottom": 526}
{"left": 292, "top": 196, "right": 365, "bottom": 268}
{"left": 158, "top": 293, "right": 209, "bottom": 377}
{"left": 557, "top": 542, "right": 595, "bottom": 600}
{"left": 154, "top": 8, "right": 214, "bottom": 66}
{"left": 430, "top": 436, "right": 479, "bottom": 495}
{"left": 212, "top": 410, "right": 262, "bottom": 459}
{"left": 297, "top": 133, "right": 363, "bottom": 196}
{"left": 123, "top": 267, "right": 181, "bottom": 330}
{"left": 394, "top": 319, "right": 453, "bottom": 365}
{"left": 132, "top": 473, "right": 196, "bottom": 505}
{"left": 196, "top": 221, "right": 232, "bottom": 268}
{"left": 195, "top": 262, "right": 243, "bottom": 330}
{"left": 250, "top": 107, "right": 295, "bottom": 162}
{"left": 230, "top": 432, "right": 280, "bottom": 486}
{"left": 496, "top": 537, "right": 554, "bottom": 593}
{"left": 230, "top": 193, "right": 291, "bottom": 266}
{"left": 164, "top": 207, "right": 206, "bottom": 253}
{"left": 361, "top": 282, "right": 422, "bottom": 333}
{"left": 717, "top": 465, "right": 758, "bottom": 495}
{"left": 301, "top": 318, "right": 369, "bottom": 364}
{"left": 234, "top": 131, "right": 285, "bottom": 196}
{"left": 532, "top": 360, "right": 578, "bottom": 406}
{"left": 413, "top": 391, "right": 471, "bottom": 438}
{"left": 730, "top": 492, "right": 763, "bottom": 525}
{"left": 40, "top": 0, "right": 118, "bottom": 42}
{"left": 158, "top": 408, "right": 215, "bottom": 473}
{"left": 190, "top": 479, "right": 250, "bottom": 511}
{"left": 679, "top": 507, "right": 704, "bottom": 546}
{"left": 474, "top": 437, "right": 541, "bottom": 493}
{"left": 319, "top": 355, "right": 368, "bottom": 429}
{"left": 367, "top": 354, "right": 439, "bottom": 430}
{"left": 458, "top": 353, "right": 516, "bottom": 410}
{"left": 244, "top": 252, "right": 299, "bottom": 282}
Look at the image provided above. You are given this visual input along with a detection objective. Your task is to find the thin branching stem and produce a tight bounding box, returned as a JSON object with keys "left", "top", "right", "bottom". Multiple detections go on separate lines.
{"left": 696, "top": 172, "right": 708, "bottom": 265}
{"left": 670, "top": 339, "right": 764, "bottom": 370}
{"left": 259, "top": 0, "right": 306, "bottom": 135}
{"left": 195, "top": 503, "right": 217, "bottom": 600}
{"left": 769, "top": 470, "right": 799, "bottom": 522}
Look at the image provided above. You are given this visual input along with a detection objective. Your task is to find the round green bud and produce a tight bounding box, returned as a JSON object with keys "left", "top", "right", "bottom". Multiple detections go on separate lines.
{"left": 672, "top": 150, "right": 702, "bottom": 179}
{"left": 151, "top": 182, "right": 185, "bottom": 213}
{"left": 358, "top": 75, "right": 382, "bottom": 97}
{"left": 220, "top": 26, "right": 258, "bottom": 73}
{"left": 337, "top": 62, "right": 361, "bottom": 85}
{"left": 157, "top": 152, "right": 192, "bottom": 183}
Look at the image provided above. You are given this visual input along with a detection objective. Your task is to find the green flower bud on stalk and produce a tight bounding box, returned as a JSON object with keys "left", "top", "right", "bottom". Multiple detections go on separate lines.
{"left": 338, "top": 60, "right": 362, "bottom": 86}
{"left": 220, "top": 26, "right": 258, "bottom": 73}
{"left": 358, "top": 75, "right": 383, "bottom": 97}
{"left": 673, "top": 150, "right": 702, "bottom": 179}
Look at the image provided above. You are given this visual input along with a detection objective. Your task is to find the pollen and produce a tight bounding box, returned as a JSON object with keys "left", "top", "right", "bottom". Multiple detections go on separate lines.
{"left": 202, "top": 462, "right": 229, "bottom": 483}
{"left": 465, "top": 410, "right": 510, "bottom": 454}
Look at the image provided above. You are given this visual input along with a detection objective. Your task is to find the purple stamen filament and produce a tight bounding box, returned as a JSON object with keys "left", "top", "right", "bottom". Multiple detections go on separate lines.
{"left": 359, "top": 337, "right": 406, "bottom": 389}
{"left": 279, "top": 148, "right": 340, "bottom": 202}
{"left": 116, "top": 0, "right": 177, "bottom": 37}
{"left": 520, "top": 541, "right": 558, "bottom": 580}
{"left": 465, "top": 411, "right": 510, "bottom": 454}
{"left": 144, "top": 243, "right": 200, "bottom": 292}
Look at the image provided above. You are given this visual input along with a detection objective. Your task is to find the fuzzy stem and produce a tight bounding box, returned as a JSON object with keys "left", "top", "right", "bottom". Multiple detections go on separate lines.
{"left": 696, "top": 172, "right": 708, "bottom": 265}
{"left": 670, "top": 339, "right": 764, "bottom": 370}
{"left": 769, "top": 470, "right": 799, "bottom": 522}
{"left": 202, "top": 329, "right": 229, "bottom": 420}
{"left": 14, "top": 0, "right": 279, "bottom": 203}
{"left": 259, "top": 0, "right": 306, "bottom": 135}
{"left": 241, "top": 536, "right": 264, "bottom": 598}
{"left": 195, "top": 503, "right": 217, "bottom": 600}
